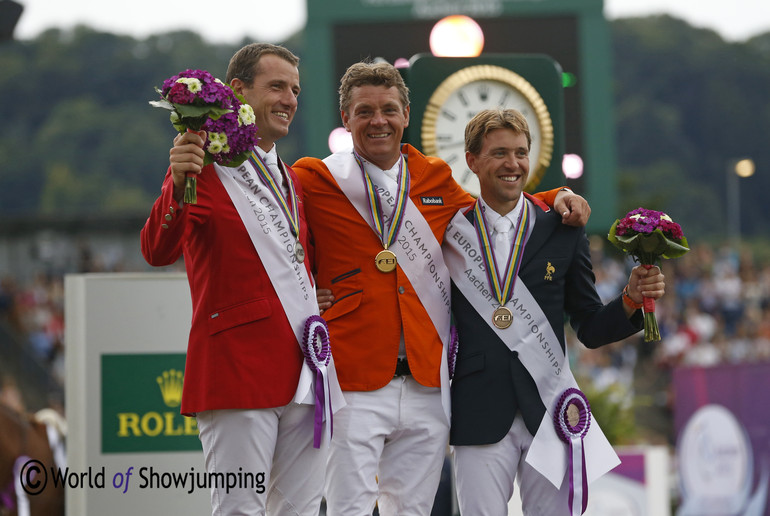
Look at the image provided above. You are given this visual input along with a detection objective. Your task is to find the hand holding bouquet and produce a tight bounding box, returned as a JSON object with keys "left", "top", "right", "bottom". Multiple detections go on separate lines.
{"left": 150, "top": 69, "right": 258, "bottom": 203}
{"left": 608, "top": 208, "right": 689, "bottom": 341}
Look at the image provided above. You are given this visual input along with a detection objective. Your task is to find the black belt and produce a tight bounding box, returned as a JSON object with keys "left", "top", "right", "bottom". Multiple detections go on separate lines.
{"left": 394, "top": 357, "right": 411, "bottom": 377}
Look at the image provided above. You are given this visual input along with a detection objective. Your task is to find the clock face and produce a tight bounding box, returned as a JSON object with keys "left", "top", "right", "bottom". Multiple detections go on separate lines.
{"left": 421, "top": 65, "right": 554, "bottom": 197}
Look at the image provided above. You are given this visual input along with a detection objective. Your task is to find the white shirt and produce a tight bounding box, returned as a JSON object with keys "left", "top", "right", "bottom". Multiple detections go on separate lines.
{"left": 479, "top": 194, "right": 525, "bottom": 266}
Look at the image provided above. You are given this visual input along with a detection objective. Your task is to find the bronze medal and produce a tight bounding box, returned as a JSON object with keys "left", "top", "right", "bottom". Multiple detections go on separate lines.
{"left": 492, "top": 306, "right": 513, "bottom": 329}
{"left": 375, "top": 249, "right": 398, "bottom": 273}
{"left": 294, "top": 240, "right": 305, "bottom": 263}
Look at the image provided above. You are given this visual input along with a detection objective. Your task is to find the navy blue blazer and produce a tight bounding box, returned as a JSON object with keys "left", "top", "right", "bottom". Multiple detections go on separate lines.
{"left": 449, "top": 198, "right": 643, "bottom": 446}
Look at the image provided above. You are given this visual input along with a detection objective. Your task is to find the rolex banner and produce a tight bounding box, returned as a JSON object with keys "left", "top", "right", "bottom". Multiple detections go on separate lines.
{"left": 66, "top": 273, "right": 208, "bottom": 515}
{"left": 102, "top": 353, "right": 199, "bottom": 453}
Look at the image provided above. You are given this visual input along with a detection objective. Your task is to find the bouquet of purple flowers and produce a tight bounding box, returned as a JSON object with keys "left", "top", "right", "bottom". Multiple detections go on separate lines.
{"left": 608, "top": 208, "right": 689, "bottom": 341}
{"left": 150, "top": 69, "right": 258, "bottom": 204}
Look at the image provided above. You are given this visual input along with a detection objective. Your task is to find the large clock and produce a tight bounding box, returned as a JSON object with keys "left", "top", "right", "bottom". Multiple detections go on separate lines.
{"left": 420, "top": 64, "right": 554, "bottom": 197}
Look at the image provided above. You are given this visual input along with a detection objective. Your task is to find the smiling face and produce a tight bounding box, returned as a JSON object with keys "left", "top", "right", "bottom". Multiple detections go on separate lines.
{"left": 231, "top": 53, "right": 300, "bottom": 152}
{"left": 341, "top": 84, "right": 410, "bottom": 170}
{"left": 466, "top": 128, "right": 530, "bottom": 215}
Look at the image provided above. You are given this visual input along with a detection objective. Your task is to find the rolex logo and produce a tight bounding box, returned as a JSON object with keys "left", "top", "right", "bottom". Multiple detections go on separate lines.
{"left": 156, "top": 369, "right": 184, "bottom": 408}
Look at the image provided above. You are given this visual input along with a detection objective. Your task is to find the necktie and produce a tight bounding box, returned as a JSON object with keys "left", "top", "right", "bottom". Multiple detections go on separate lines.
{"left": 493, "top": 215, "right": 512, "bottom": 265}
{"left": 264, "top": 154, "right": 287, "bottom": 196}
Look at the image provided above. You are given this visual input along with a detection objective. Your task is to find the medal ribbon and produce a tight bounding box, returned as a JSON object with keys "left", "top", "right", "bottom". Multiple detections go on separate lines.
{"left": 473, "top": 200, "right": 531, "bottom": 307}
{"left": 248, "top": 149, "right": 300, "bottom": 240}
{"left": 353, "top": 152, "right": 410, "bottom": 250}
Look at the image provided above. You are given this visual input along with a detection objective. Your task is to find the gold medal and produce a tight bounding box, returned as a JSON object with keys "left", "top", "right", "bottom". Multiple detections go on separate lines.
{"left": 375, "top": 249, "right": 397, "bottom": 273}
{"left": 294, "top": 240, "right": 305, "bottom": 263}
{"left": 492, "top": 306, "right": 513, "bottom": 329}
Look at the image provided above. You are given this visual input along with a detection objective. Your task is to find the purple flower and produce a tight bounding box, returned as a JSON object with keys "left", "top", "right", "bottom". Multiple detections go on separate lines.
{"left": 151, "top": 68, "right": 260, "bottom": 170}
{"left": 615, "top": 208, "right": 684, "bottom": 241}
{"left": 159, "top": 69, "right": 235, "bottom": 109}
{"left": 203, "top": 109, "right": 259, "bottom": 166}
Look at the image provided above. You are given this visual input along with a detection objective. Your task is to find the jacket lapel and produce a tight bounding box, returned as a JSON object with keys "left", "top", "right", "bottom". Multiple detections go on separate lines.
{"left": 521, "top": 201, "right": 558, "bottom": 266}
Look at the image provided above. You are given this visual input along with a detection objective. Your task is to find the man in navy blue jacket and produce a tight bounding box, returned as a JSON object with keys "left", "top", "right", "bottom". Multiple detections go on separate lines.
{"left": 442, "top": 108, "right": 666, "bottom": 515}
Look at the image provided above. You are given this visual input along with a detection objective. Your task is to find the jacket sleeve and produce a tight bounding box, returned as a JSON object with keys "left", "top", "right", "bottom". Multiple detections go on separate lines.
{"left": 140, "top": 168, "right": 191, "bottom": 266}
{"left": 565, "top": 228, "right": 643, "bottom": 347}
{"left": 531, "top": 187, "right": 565, "bottom": 209}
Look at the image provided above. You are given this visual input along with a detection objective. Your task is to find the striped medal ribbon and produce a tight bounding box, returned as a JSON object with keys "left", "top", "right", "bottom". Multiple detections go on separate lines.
{"left": 248, "top": 149, "right": 305, "bottom": 263}
{"left": 354, "top": 152, "right": 410, "bottom": 273}
{"left": 473, "top": 200, "right": 531, "bottom": 329}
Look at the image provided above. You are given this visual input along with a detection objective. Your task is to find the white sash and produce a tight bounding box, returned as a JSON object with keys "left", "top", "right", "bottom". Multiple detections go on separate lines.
{"left": 442, "top": 207, "right": 620, "bottom": 487}
{"left": 322, "top": 151, "right": 452, "bottom": 421}
{"left": 215, "top": 160, "right": 345, "bottom": 414}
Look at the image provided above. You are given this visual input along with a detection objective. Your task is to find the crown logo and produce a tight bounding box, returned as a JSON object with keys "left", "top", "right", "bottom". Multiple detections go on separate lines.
{"left": 156, "top": 369, "right": 184, "bottom": 408}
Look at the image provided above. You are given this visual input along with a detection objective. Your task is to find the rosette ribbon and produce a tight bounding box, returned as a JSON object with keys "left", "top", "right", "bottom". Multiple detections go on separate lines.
{"left": 12, "top": 455, "right": 31, "bottom": 516}
{"left": 554, "top": 388, "right": 592, "bottom": 515}
{"left": 302, "top": 315, "right": 333, "bottom": 448}
{"left": 448, "top": 325, "right": 459, "bottom": 379}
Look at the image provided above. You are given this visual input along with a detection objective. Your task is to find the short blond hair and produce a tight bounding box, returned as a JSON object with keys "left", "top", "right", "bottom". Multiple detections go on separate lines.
{"left": 465, "top": 108, "right": 531, "bottom": 155}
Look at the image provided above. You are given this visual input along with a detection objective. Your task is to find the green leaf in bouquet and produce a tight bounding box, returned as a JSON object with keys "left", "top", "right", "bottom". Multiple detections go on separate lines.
{"left": 640, "top": 229, "right": 669, "bottom": 255}
{"left": 224, "top": 152, "right": 251, "bottom": 168}
{"left": 607, "top": 219, "right": 621, "bottom": 244}
{"left": 662, "top": 236, "right": 690, "bottom": 259}
{"left": 610, "top": 232, "right": 643, "bottom": 255}
{"left": 169, "top": 111, "right": 189, "bottom": 133}
{"left": 169, "top": 111, "right": 209, "bottom": 132}
{"left": 174, "top": 103, "right": 232, "bottom": 120}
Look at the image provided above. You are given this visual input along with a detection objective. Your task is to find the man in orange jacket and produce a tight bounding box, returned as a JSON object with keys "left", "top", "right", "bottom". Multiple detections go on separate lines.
{"left": 293, "top": 61, "right": 589, "bottom": 515}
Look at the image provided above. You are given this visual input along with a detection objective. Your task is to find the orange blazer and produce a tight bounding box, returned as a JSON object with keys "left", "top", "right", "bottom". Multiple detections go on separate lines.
{"left": 293, "top": 144, "right": 561, "bottom": 393}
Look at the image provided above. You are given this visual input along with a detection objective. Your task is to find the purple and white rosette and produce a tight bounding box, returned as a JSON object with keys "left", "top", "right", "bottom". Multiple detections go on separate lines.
{"left": 554, "top": 388, "right": 592, "bottom": 515}
{"left": 448, "top": 325, "right": 459, "bottom": 379}
{"left": 302, "top": 315, "right": 333, "bottom": 448}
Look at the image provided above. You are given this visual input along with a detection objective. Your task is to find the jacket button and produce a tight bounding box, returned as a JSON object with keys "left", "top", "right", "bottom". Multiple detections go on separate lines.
{"left": 161, "top": 224, "right": 169, "bottom": 229}
{"left": 165, "top": 214, "right": 173, "bottom": 221}
{"left": 398, "top": 286, "right": 405, "bottom": 294}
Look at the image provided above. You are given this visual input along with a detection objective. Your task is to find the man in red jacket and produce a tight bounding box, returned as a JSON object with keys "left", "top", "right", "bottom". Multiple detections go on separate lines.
{"left": 141, "top": 43, "right": 341, "bottom": 516}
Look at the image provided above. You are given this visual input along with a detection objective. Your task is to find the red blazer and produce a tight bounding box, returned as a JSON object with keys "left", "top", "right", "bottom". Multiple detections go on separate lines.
{"left": 140, "top": 161, "right": 312, "bottom": 415}
{"left": 294, "top": 145, "right": 562, "bottom": 393}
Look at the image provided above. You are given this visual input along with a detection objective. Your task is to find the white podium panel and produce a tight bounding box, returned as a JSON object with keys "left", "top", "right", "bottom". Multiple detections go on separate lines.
{"left": 65, "top": 273, "right": 211, "bottom": 515}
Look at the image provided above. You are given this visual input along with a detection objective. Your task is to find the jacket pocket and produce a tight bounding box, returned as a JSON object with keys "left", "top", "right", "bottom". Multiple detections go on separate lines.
{"left": 323, "top": 289, "right": 362, "bottom": 322}
{"left": 453, "top": 351, "right": 485, "bottom": 380}
{"left": 324, "top": 268, "right": 363, "bottom": 322}
{"left": 208, "top": 298, "right": 272, "bottom": 335}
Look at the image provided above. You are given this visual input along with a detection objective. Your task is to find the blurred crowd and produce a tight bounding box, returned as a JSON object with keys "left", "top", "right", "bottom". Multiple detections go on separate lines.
{"left": 1, "top": 238, "right": 769, "bottom": 427}
{"left": 565, "top": 237, "right": 770, "bottom": 443}
{"left": 573, "top": 238, "right": 770, "bottom": 375}
{"left": 0, "top": 272, "right": 65, "bottom": 412}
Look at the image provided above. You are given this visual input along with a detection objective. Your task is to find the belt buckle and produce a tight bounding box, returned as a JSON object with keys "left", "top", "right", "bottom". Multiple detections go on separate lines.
{"left": 394, "top": 357, "right": 410, "bottom": 377}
